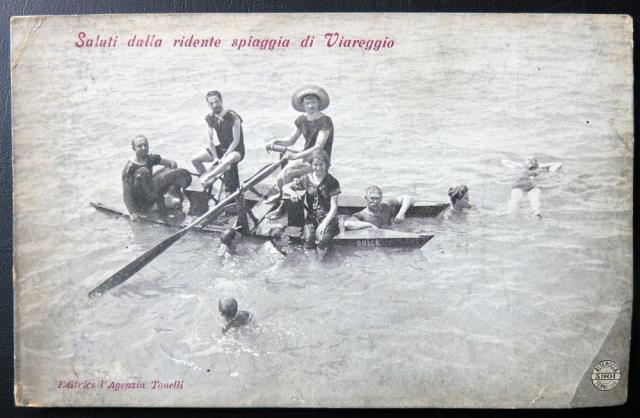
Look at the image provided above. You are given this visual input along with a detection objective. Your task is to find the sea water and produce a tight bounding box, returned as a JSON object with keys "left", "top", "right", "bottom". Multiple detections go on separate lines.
{"left": 12, "top": 15, "right": 632, "bottom": 407}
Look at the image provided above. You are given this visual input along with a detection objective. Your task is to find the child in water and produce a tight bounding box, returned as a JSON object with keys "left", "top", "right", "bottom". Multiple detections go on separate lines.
{"left": 218, "top": 297, "right": 252, "bottom": 333}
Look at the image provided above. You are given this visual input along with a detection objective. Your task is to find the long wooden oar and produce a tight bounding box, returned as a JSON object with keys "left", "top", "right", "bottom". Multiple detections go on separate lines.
{"left": 88, "top": 159, "right": 286, "bottom": 297}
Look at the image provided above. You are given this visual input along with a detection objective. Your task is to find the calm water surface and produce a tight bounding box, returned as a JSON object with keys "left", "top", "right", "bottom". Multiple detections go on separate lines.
{"left": 13, "top": 15, "right": 632, "bottom": 407}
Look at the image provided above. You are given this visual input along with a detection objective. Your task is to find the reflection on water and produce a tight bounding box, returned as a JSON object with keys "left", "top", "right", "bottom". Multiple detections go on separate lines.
{"left": 13, "top": 15, "right": 632, "bottom": 407}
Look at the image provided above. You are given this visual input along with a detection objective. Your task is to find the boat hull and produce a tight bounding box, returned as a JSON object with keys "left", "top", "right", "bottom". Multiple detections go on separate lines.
{"left": 90, "top": 202, "right": 433, "bottom": 250}
{"left": 187, "top": 183, "right": 449, "bottom": 218}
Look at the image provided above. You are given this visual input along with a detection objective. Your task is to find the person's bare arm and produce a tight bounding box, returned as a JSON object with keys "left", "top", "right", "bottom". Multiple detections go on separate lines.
{"left": 207, "top": 127, "right": 221, "bottom": 164}
{"left": 540, "top": 162, "right": 563, "bottom": 172}
{"left": 317, "top": 195, "right": 339, "bottom": 236}
{"left": 501, "top": 159, "right": 522, "bottom": 170}
{"left": 159, "top": 157, "right": 178, "bottom": 169}
{"left": 266, "top": 127, "right": 302, "bottom": 150}
{"left": 288, "top": 129, "right": 328, "bottom": 161}
{"left": 123, "top": 181, "right": 139, "bottom": 220}
{"left": 343, "top": 216, "right": 378, "bottom": 230}
{"left": 393, "top": 195, "right": 415, "bottom": 222}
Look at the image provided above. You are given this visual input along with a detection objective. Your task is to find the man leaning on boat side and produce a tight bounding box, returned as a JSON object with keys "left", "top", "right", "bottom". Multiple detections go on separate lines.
{"left": 192, "top": 90, "right": 245, "bottom": 192}
{"left": 265, "top": 85, "right": 334, "bottom": 220}
{"left": 122, "top": 135, "right": 192, "bottom": 222}
{"left": 343, "top": 186, "right": 414, "bottom": 230}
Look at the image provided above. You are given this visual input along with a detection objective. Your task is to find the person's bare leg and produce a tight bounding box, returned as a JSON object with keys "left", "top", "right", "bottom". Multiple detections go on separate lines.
{"left": 267, "top": 163, "right": 312, "bottom": 219}
{"left": 264, "top": 170, "right": 287, "bottom": 204}
{"left": 201, "top": 152, "right": 241, "bottom": 186}
{"left": 507, "top": 188, "right": 523, "bottom": 214}
{"left": 527, "top": 187, "right": 542, "bottom": 217}
{"left": 191, "top": 149, "right": 214, "bottom": 175}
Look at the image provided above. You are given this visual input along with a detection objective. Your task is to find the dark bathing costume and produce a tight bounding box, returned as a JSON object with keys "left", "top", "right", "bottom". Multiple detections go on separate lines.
{"left": 122, "top": 154, "right": 191, "bottom": 212}
{"left": 295, "top": 114, "right": 334, "bottom": 161}
{"left": 513, "top": 167, "right": 543, "bottom": 192}
{"left": 205, "top": 109, "right": 245, "bottom": 191}
{"left": 290, "top": 173, "right": 341, "bottom": 249}
{"left": 353, "top": 200, "right": 401, "bottom": 228}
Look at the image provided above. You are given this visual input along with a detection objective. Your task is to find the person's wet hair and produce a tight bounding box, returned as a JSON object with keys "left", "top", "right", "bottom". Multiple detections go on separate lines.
{"left": 131, "top": 135, "right": 148, "bottom": 147}
{"left": 220, "top": 228, "right": 237, "bottom": 246}
{"left": 365, "top": 185, "right": 383, "bottom": 196}
{"left": 205, "top": 90, "right": 222, "bottom": 101}
{"left": 218, "top": 297, "right": 238, "bottom": 320}
{"left": 311, "top": 150, "right": 330, "bottom": 167}
{"left": 448, "top": 185, "right": 468, "bottom": 205}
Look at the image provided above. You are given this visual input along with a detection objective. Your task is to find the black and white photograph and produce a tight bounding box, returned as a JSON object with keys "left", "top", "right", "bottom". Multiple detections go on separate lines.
{"left": 10, "top": 13, "right": 633, "bottom": 407}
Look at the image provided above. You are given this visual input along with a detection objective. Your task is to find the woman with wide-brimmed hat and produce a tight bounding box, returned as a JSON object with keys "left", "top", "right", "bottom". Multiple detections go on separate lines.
{"left": 265, "top": 85, "right": 335, "bottom": 219}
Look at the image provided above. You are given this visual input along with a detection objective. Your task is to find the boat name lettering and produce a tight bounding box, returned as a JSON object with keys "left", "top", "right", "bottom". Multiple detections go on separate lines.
{"left": 356, "top": 239, "right": 382, "bottom": 247}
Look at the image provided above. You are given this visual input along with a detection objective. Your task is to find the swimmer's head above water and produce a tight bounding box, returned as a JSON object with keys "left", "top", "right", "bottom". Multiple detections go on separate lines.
{"left": 218, "top": 297, "right": 238, "bottom": 321}
{"left": 448, "top": 184, "right": 470, "bottom": 210}
{"left": 220, "top": 228, "right": 236, "bottom": 246}
{"left": 218, "top": 297, "right": 252, "bottom": 333}
{"left": 525, "top": 155, "right": 539, "bottom": 170}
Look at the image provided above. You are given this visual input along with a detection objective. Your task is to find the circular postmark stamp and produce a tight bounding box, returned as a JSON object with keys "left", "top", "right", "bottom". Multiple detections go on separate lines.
{"left": 591, "top": 360, "right": 621, "bottom": 391}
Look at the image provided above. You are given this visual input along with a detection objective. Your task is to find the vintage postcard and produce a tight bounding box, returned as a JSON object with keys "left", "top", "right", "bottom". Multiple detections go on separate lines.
{"left": 12, "top": 13, "right": 632, "bottom": 407}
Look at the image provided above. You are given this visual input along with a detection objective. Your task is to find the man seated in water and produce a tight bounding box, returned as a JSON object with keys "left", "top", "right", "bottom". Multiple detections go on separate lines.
{"left": 501, "top": 155, "right": 563, "bottom": 218}
{"left": 343, "top": 186, "right": 414, "bottom": 230}
{"left": 218, "top": 297, "right": 252, "bottom": 333}
{"left": 448, "top": 184, "right": 472, "bottom": 212}
{"left": 282, "top": 150, "right": 340, "bottom": 260}
{"left": 122, "top": 135, "right": 192, "bottom": 221}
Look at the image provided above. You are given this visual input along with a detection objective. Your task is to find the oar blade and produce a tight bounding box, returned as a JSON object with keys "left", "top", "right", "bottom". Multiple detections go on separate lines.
{"left": 88, "top": 157, "right": 288, "bottom": 297}
{"left": 88, "top": 229, "right": 188, "bottom": 297}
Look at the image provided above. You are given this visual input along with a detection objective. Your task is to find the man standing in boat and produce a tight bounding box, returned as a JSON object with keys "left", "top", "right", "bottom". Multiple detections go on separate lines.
{"left": 265, "top": 85, "right": 334, "bottom": 219}
{"left": 343, "top": 186, "right": 415, "bottom": 230}
{"left": 191, "top": 90, "right": 245, "bottom": 193}
{"left": 282, "top": 150, "right": 340, "bottom": 260}
{"left": 122, "top": 135, "right": 192, "bottom": 221}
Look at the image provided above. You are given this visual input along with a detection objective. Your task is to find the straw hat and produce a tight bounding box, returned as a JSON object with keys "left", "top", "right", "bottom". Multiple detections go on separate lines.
{"left": 291, "top": 85, "right": 330, "bottom": 112}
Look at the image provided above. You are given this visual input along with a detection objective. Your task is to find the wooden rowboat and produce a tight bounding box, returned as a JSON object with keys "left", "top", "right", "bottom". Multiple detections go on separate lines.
{"left": 87, "top": 159, "right": 436, "bottom": 297}
{"left": 90, "top": 202, "right": 434, "bottom": 250}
